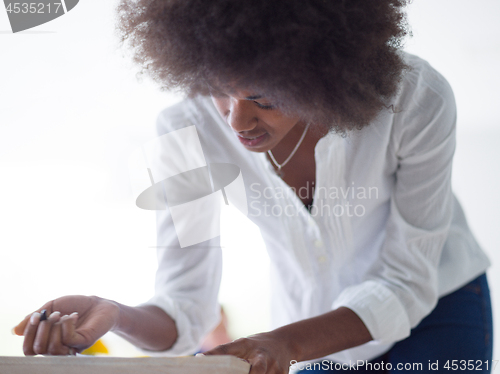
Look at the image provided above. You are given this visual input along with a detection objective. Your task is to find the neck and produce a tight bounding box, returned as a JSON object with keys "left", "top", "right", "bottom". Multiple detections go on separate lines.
{"left": 269, "top": 122, "right": 328, "bottom": 164}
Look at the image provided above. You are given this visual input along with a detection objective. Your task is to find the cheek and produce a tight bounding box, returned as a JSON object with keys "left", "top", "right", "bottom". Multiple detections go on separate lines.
{"left": 272, "top": 115, "right": 300, "bottom": 135}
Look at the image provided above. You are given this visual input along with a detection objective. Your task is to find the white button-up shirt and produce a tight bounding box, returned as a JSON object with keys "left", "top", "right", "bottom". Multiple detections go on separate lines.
{"left": 143, "top": 52, "right": 491, "bottom": 363}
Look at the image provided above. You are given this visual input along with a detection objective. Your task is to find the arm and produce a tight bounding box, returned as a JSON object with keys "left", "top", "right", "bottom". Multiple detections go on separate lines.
{"left": 13, "top": 296, "right": 177, "bottom": 355}
{"left": 271, "top": 306, "right": 372, "bottom": 362}
{"left": 205, "top": 306, "right": 372, "bottom": 373}
{"left": 134, "top": 104, "right": 224, "bottom": 356}
{"left": 111, "top": 302, "right": 178, "bottom": 351}
{"left": 331, "top": 65, "right": 457, "bottom": 344}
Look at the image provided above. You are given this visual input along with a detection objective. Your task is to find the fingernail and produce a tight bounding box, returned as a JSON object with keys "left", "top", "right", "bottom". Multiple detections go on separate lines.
{"left": 48, "top": 311, "right": 61, "bottom": 321}
{"left": 70, "top": 312, "right": 78, "bottom": 317}
{"left": 30, "top": 312, "right": 41, "bottom": 325}
{"left": 11, "top": 327, "right": 17, "bottom": 335}
{"left": 195, "top": 353, "right": 205, "bottom": 357}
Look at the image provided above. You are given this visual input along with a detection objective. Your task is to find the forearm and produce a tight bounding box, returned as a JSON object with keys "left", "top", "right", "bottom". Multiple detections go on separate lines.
{"left": 273, "top": 307, "right": 373, "bottom": 362}
{"left": 110, "top": 301, "right": 178, "bottom": 352}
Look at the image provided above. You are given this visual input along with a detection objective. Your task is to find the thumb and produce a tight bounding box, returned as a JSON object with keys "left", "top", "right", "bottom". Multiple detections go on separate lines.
{"left": 203, "top": 340, "right": 247, "bottom": 358}
{"left": 61, "top": 313, "right": 90, "bottom": 348}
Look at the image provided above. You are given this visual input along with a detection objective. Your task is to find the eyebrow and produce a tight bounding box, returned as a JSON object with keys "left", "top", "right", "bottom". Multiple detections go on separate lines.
{"left": 244, "top": 95, "right": 263, "bottom": 100}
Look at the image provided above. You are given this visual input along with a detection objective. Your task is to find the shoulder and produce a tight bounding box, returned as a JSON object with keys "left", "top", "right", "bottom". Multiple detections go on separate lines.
{"left": 154, "top": 96, "right": 240, "bottom": 162}
{"left": 391, "top": 52, "right": 457, "bottom": 156}
{"left": 399, "top": 52, "right": 454, "bottom": 98}
{"left": 396, "top": 52, "right": 456, "bottom": 119}
{"left": 156, "top": 96, "right": 222, "bottom": 136}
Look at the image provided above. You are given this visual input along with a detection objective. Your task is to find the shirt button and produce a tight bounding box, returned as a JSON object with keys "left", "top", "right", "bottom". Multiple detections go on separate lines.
{"left": 314, "top": 240, "right": 323, "bottom": 248}
{"left": 318, "top": 256, "right": 327, "bottom": 263}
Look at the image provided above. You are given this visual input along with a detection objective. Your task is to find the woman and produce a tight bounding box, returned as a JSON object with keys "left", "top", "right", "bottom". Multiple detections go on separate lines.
{"left": 14, "top": 1, "right": 492, "bottom": 373}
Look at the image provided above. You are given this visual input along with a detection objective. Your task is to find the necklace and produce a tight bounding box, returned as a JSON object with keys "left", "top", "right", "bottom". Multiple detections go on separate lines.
{"left": 267, "top": 122, "right": 311, "bottom": 177}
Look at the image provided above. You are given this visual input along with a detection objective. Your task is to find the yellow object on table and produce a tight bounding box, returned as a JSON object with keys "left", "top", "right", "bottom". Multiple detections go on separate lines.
{"left": 81, "top": 339, "right": 109, "bottom": 356}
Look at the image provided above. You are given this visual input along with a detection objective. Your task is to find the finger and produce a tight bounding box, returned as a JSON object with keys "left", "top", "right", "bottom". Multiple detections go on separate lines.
{"left": 14, "top": 302, "right": 54, "bottom": 336}
{"left": 23, "top": 312, "right": 41, "bottom": 356}
{"left": 248, "top": 358, "right": 267, "bottom": 374}
{"left": 67, "top": 346, "right": 77, "bottom": 356}
{"left": 248, "top": 357, "right": 267, "bottom": 374}
{"left": 33, "top": 311, "right": 61, "bottom": 355}
{"left": 203, "top": 339, "right": 250, "bottom": 361}
{"left": 203, "top": 343, "right": 240, "bottom": 356}
{"left": 13, "top": 314, "right": 32, "bottom": 336}
{"left": 46, "top": 321, "right": 67, "bottom": 356}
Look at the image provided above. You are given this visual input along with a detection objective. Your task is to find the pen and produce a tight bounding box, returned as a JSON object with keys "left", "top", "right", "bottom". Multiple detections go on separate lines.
{"left": 39, "top": 309, "right": 48, "bottom": 322}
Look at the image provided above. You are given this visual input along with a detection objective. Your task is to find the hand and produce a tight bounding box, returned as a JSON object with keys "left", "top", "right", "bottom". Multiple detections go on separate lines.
{"left": 13, "top": 295, "right": 120, "bottom": 356}
{"left": 203, "top": 331, "right": 294, "bottom": 374}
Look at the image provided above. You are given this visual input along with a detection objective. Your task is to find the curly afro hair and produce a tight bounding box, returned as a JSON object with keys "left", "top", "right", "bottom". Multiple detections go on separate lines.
{"left": 116, "top": 0, "right": 411, "bottom": 133}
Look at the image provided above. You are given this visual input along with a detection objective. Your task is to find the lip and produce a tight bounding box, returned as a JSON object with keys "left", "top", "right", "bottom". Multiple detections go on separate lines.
{"left": 235, "top": 132, "right": 269, "bottom": 148}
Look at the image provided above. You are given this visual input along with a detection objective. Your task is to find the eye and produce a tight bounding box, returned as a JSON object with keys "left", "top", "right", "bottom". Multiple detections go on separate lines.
{"left": 253, "top": 101, "right": 275, "bottom": 110}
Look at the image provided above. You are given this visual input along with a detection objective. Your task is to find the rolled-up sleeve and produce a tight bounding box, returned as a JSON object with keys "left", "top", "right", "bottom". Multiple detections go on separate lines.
{"left": 332, "top": 67, "right": 457, "bottom": 344}
{"left": 142, "top": 213, "right": 222, "bottom": 356}
{"left": 139, "top": 104, "right": 223, "bottom": 356}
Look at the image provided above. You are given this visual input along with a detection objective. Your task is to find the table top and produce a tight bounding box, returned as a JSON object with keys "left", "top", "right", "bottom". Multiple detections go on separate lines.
{"left": 0, "top": 355, "right": 250, "bottom": 374}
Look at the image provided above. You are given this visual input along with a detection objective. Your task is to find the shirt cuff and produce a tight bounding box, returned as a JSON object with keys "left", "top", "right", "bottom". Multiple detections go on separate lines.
{"left": 137, "top": 294, "right": 219, "bottom": 357}
{"left": 332, "top": 280, "right": 411, "bottom": 344}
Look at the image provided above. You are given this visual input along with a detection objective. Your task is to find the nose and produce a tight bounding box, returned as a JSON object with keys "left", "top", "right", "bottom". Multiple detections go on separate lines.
{"left": 226, "top": 98, "right": 258, "bottom": 133}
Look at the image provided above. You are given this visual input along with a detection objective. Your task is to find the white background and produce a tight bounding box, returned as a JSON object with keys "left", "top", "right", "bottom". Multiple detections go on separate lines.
{"left": 1, "top": 0, "right": 499, "bottom": 361}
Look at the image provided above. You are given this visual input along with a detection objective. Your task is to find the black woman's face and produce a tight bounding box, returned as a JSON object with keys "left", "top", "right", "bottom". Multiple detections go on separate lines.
{"left": 210, "top": 89, "right": 303, "bottom": 153}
